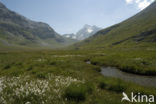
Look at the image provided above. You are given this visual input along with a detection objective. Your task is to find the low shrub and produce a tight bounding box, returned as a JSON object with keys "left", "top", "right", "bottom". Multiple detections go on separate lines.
{"left": 94, "top": 66, "right": 101, "bottom": 72}
{"left": 10, "top": 70, "right": 23, "bottom": 77}
{"left": 107, "top": 82, "right": 126, "bottom": 93}
{"left": 98, "top": 77, "right": 127, "bottom": 93}
{"left": 49, "top": 61, "right": 57, "bottom": 65}
{"left": 3, "top": 64, "right": 11, "bottom": 69}
{"left": 64, "top": 82, "right": 93, "bottom": 101}
{"left": 26, "top": 66, "right": 33, "bottom": 71}
{"left": 36, "top": 72, "right": 47, "bottom": 79}
{"left": 99, "top": 81, "right": 106, "bottom": 89}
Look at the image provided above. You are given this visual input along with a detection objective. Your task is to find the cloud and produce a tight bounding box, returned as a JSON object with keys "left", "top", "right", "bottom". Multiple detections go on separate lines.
{"left": 125, "top": 0, "right": 155, "bottom": 10}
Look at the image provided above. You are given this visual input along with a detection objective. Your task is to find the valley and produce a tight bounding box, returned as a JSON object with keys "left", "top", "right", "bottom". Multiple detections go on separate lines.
{"left": 0, "top": 50, "right": 156, "bottom": 104}
{"left": 0, "top": 1, "right": 156, "bottom": 104}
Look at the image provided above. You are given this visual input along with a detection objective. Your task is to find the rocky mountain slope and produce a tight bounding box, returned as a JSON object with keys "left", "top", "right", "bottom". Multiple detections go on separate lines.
{"left": 0, "top": 2, "right": 76, "bottom": 49}
{"left": 63, "top": 25, "right": 101, "bottom": 40}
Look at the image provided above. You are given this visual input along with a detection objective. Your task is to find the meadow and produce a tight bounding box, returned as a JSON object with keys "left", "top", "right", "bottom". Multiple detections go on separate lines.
{"left": 0, "top": 48, "right": 156, "bottom": 104}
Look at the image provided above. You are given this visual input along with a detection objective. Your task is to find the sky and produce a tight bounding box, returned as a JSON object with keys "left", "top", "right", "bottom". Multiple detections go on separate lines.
{"left": 0, "top": 0, "right": 155, "bottom": 34}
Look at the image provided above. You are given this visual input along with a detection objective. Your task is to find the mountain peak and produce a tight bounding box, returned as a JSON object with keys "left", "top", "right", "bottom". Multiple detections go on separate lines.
{"left": 63, "top": 25, "right": 102, "bottom": 40}
{"left": 74, "top": 1, "right": 156, "bottom": 49}
{"left": 76, "top": 24, "right": 101, "bottom": 40}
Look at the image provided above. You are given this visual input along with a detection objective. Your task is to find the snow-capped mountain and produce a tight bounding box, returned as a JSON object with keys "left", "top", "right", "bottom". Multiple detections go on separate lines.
{"left": 63, "top": 24, "right": 101, "bottom": 40}
{"left": 76, "top": 24, "right": 101, "bottom": 40}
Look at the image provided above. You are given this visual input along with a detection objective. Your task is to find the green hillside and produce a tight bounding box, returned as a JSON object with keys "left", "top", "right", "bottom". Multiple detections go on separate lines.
{"left": 71, "top": 1, "right": 156, "bottom": 76}
{"left": 74, "top": 1, "right": 156, "bottom": 49}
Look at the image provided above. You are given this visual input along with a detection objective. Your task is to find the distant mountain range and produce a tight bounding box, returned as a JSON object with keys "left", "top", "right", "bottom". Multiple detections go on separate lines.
{"left": 73, "top": 1, "right": 156, "bottom": 49}
{"left": 0, "top": 2, "right": 76, "bottom": 49}
{"left": 63, "top": 25, "right": 101, "bottom": 40}
{"left": 1, "top": 0, "right": 155, "bottom": 51}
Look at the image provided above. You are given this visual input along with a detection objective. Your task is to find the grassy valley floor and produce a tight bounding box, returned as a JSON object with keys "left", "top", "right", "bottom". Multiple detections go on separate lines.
{"left": 0, "top": 48, "right": 156, "bottom": 104}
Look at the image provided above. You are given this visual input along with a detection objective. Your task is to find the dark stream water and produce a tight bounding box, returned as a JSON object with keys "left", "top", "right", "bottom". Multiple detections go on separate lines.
{"left": 101, "top": 66, "right": 156, "bottom": 87}
{"left": 87, "top": 61, "right": 156, "bottom": 87}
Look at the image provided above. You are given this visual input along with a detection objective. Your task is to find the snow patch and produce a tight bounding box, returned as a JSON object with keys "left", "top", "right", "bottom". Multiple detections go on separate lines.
{"left": 87, "top": 28, "right": 93, "bottom": 33}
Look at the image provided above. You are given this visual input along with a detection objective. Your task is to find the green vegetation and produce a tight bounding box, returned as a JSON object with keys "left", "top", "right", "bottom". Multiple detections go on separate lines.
{"left": 98, "top": 77, "right": 127, "bottom": 93}
{"left": 0, "top": 1, "right": 156, "bottom": 104}
{"left": 70, "top": 2, "right": 156, "bottom": 76}
{"left": 64, "top": 82, "right": 93, "bottom": 101}
{"left": 0, "top": 50, "right": 155, "bottom": 104}
{"left": 88, "top": 48, "right": 156, "bottom": 75}
{"left": 73, "top": 2, "right": 156, "bottom": 50}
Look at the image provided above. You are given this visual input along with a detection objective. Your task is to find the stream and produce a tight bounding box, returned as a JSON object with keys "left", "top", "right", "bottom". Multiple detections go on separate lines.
{"left": 87, "top": 61, "right": 156, "bottom": 87}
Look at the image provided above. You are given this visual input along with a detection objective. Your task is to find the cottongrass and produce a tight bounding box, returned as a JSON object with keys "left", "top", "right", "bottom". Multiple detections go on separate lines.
{"left": 0, "top": 74, "right": 84, "bottom": 104}
{"left": 134, "top": 57, "right": 142, "bottom": 61}
{"left": 52, "top": 55, "right": 84, "bottom": 57}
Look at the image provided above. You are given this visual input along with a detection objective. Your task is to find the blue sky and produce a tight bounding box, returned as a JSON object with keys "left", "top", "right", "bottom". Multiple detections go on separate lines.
{"left": 0, "top": 0, "right": 154, "bottom": 34}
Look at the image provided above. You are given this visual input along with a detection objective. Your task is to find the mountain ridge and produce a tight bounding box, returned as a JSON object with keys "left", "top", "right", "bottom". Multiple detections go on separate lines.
{"left": 63, "top": 25, "right": 101, "bottom": 40}
{"left": 73, "top": 1, "right": 156, "bottom": 49}
{"left": 0, "top": 2, "right": 76, "bottom": 49}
